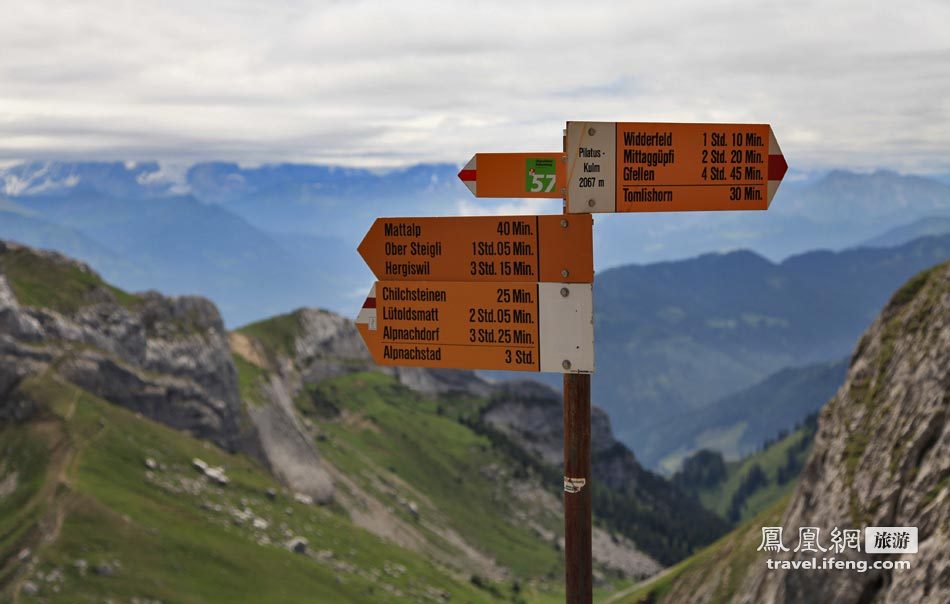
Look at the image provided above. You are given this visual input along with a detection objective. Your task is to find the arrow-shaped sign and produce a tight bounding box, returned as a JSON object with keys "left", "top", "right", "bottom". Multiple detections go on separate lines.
{"left": 356, "top": 281, "right": 593, "bottom": 373}
{"left": 358, "top": 214, "right": 593, "bottom": 283}
{"left": 458, "top": 153, "right": 565, "bottom": 198}
{"left": 565, "top": 122, "right": 788, "bottom": 213}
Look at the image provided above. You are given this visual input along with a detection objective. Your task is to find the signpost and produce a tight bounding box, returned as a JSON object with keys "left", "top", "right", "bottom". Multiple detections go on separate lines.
{"left": 358, "top": 214, "right": 593, "bottom": 283}
{"left": 356, "top": 119, "right": 786, "bottom": 604}
{"left": 356, "top": 281, "right": 593, "bottom": 373}
{"left": 564, "top": 121, "right": 787, "bottom": 213}
{"left": 458, "top": 152, "right": 565, "bottom": 198}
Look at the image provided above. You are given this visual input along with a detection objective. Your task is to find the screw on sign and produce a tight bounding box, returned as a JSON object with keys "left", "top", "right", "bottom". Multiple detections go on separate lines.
{"left": 357, "top": 119, "right": 788, "bottom": 604}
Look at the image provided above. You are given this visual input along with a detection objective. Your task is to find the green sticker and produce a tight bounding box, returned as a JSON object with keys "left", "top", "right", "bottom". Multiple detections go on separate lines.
{"left": 526, "top": 158, "right": 557, "bottom": 193}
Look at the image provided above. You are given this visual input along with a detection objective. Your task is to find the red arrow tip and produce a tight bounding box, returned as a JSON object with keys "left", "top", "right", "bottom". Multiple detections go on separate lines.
{"left": 768, "top": 154, "right": 788, "bottom": 181}
{"left": 458, "top": 156, "right": 477, "bottom": 185}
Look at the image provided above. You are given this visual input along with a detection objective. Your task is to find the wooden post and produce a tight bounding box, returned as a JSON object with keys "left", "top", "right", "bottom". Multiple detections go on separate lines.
{"left": 563, "top": 372, "right": 592, "bottom": 603}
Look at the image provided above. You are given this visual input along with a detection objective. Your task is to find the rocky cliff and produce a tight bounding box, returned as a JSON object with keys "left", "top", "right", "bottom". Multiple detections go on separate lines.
{"left": 0, "top": 241, "right": 260, "bottom": 455}
{"left": 740, "top": 260, "right": 949, "bottom": 603}
{"left": 637, "top": 260, "right": 949, "bottom": 604}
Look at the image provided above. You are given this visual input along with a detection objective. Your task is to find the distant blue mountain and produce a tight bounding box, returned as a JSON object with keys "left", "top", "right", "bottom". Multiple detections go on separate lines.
{"left": 596, "top": 169, "right": 950, "bottom": 267}
{"left": 858, "top": 215, "right": 950, "bottom": 249}
{"left": 186, "top": 162, "right": 469, "bottom": 242}
{"left": 592, "top": 234, "right": 949, "bottom": 469}
{"left": 4, "top": 187, "right": 370, "bottom": 325}
{"left": 0, "top": 207, "right": 133, "bottom": 278}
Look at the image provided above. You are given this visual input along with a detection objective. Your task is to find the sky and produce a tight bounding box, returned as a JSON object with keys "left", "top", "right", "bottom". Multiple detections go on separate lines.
{"left": 1, "top": 0, "right": 948, "bottom": 173}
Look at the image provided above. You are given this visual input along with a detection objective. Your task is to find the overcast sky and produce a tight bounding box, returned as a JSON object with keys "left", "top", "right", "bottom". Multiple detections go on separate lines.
{"left": 1, "top": 0, "right": 948, "bottom": 173}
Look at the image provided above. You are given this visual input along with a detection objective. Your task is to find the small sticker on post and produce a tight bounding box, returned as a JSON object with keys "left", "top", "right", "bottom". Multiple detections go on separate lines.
{"left": 563, "top": 477, "right": 586, "bottom": 493}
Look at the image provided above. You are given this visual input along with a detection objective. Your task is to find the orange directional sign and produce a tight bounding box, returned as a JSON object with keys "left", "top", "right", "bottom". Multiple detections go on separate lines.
{"left": 458, "top": 153, "right": 565, "bottom": 198}
{"left": 358, "top": 214, "right": 593, "bottom": 283}
{"left": 565, "top": 122, "right": 788, "bottom": 213}
{"left": 356, "top": 281, "right": 594, "bottom": 373}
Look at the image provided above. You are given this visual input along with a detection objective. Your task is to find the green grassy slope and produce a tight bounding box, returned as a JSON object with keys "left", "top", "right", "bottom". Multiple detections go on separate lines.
{"left": 297, "top": 371, "right": 641, "bottom": 602}
{"left": 674, "top": 414, "right": 816, "bottom": 525}
{"left": 0, "top": 422, "right": 51, "bottom": 589}
{"left": 0, "top": 368, "right": 643, "bottom": 603}
{"left": 235, "top": 313, "right": 570, "bottom": 580}
{"left": 306, "top": 372, "right": 563, "bottom": 578}
{"left": 705, "top": 423, "right": 813, "bottom": 524}
{"left": 1, "top": 375, "right": 508, "bottom": 604}
{"left": 236, "top": 312, "right": 302, "bottom": 361}
{"left": 617, "top": 496, "right": 788, "bottom": 604}
{"left": 0, "top": 244, "right": 137, "bottom": 312}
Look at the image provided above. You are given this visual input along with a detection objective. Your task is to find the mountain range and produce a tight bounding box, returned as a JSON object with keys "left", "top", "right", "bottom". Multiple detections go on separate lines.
{"left": 3, "top": 240, "right": 945, "bottom": 603}
{"left": 2, "top": 162, "right": 950, "bottom": 328}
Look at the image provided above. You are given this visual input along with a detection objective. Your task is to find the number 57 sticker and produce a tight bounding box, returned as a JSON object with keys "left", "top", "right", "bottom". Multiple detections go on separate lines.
{"left": 526, "top": 158, "right": 558, "bottom": 193}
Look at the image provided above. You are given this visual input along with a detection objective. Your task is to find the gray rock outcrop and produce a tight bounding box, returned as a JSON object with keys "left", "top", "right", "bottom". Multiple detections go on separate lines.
{"left": 0, "top": 241, "right": 260, "bottom": 456}
{"left": 247, "top": 375, "right": 334, "bottom": 503}
{"left": 482, "top": 380, "right": 615, "bottom": 466}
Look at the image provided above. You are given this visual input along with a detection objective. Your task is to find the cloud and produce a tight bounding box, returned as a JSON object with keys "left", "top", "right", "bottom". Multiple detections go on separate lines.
{"left": 134, "top": 161, "right": 192, "bottom": 194}
{"left": 0, "top": 0, "right": 948, "bottom": 173}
